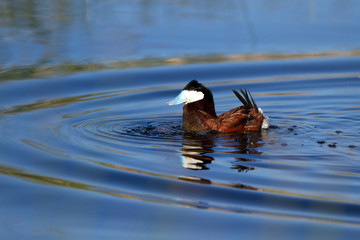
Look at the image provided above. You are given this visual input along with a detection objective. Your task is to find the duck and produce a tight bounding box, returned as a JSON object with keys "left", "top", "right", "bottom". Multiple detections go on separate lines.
{"left": 167, "top": 80, "right": 269, "bottom": 133}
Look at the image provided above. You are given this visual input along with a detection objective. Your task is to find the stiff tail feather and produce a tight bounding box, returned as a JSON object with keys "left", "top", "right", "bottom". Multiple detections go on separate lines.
{"left": 232, "top": 89, "right": 259, "bottom": 113}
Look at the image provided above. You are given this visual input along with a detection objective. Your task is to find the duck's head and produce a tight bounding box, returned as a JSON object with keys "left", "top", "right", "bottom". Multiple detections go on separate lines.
{"left": 167, "top": 80, "right": 214, "bottom": 105}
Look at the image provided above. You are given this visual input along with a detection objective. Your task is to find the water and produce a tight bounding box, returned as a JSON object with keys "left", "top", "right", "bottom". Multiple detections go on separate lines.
{"left": 1, "top": 0, "right": 360, "bottom": 69}
{"left": 2, "top": 0, "right": 360, "bottom": 239}
{"left": 1, "top": 57, "right": 360, "bottom": 239}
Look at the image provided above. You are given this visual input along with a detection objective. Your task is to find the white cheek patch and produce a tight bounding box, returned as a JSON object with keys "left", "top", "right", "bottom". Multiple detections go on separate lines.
{"left": 183, "top": 90, "right": 204, "bottom": 104}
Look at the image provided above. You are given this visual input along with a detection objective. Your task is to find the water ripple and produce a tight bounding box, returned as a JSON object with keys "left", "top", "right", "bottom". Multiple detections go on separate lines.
{"left": 1, "top": 58, "right": 360, "bottom": 237}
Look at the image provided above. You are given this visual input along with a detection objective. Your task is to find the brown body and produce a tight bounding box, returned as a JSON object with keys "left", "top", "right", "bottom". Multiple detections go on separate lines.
{"left": 183, "top": 90, "right": 264, "bottom": 133}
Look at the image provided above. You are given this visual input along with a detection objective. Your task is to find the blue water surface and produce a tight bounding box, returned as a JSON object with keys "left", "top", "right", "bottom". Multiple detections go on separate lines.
{"left": 1, "top": 57, "right": 360, "bottom": 239}
{"left": 1, "top": 1, "right": 360, "bottom": 239}
{"left": 1, "top": 0, "right": 360, "bottom": 67}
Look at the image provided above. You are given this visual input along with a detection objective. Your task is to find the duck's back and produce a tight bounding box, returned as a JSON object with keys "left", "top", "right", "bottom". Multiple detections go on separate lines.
{"left": 217, "top": 106, "right": 250, "bottom": 133}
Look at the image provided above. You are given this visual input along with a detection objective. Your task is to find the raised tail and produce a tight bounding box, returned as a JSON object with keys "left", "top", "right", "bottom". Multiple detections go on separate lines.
{"left": 232, "top": 89, "right": 259, "bottom": 113}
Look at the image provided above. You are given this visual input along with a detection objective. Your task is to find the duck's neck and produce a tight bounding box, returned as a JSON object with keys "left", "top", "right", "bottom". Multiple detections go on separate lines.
{"left": 184, "top": 99, "right": 217, "bottom": 117}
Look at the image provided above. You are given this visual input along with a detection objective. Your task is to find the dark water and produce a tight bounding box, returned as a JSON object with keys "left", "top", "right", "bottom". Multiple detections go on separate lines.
{"left": 1, "top": 57, "right": 360, "bottom": 239}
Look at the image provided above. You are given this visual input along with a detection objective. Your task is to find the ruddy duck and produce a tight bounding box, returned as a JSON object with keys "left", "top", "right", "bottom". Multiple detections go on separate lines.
{"left": 168, "top": 80, "right": 269, "bottom": 133}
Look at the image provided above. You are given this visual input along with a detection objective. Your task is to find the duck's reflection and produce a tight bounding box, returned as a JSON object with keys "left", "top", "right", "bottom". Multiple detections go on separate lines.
{"left": 180, "top": 131, "right": 265, "bottom": 171}
{"left": 180, "top": 132, "right": 216, "bottom": 170}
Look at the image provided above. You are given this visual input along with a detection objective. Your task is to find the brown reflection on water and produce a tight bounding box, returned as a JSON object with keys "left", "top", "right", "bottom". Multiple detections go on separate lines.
{"left": 180, "top": 131, "right": 264, "bottom": 171}
{"left": 180, "top": 137, "right": 215, "bottom": 170}
{"left": 0, "top": 91, "right": 120, "bottom": 114}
